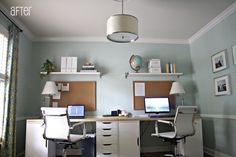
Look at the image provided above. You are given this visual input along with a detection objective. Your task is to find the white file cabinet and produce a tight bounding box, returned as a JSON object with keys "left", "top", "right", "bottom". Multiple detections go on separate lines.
{"left": 118, "top": 121, "right": 140, "bottom": 157}
{"left": 96, "top": 121, "right": 119, "bottom": 157}
{"left": 96, "top": 120, "right": 140, "bottom": 157}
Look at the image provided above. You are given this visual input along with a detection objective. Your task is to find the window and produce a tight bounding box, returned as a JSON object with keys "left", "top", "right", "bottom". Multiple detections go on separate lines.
{"left": 0, "top": 25, "right": 8, "bottom": 140}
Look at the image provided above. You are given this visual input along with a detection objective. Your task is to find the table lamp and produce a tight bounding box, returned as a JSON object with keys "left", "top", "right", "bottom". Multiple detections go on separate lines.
{"left": 41, "top": 81, "right": 58, "bottom": 107}
{"left": 169, "top": 81, "right": 186, "bottom": 106}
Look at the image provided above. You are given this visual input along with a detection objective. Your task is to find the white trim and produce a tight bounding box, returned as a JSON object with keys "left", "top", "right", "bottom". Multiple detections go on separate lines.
{"left": 0, "top": 2, "right": 35, "bottom": 40}
{"left": 189, "top": 1, "right": 236, "bottom": 44}
{"left": 200, "top": 114, "right": 236, "bottom": 120}
{"left": 204, "top": 147, "right": 231, "bottom": 157}
{"left": 16, "top": 116, "right": 39, "bottom": 121}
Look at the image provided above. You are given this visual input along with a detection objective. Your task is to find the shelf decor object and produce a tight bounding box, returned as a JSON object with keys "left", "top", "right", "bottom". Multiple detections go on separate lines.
{"left": 40, "top": 59, "right": 56, "bottom": 78}
{"left": 129, "top": 55, "right": 142, "bottom": 72}
{"left": 107, "top": 0, "right": 138, "bottom": 43}
{"left": 125, "top": 72, "right": 183, "bottom": 79}
{"left": 211, "top": 50, "right": 227, "bottom": 73}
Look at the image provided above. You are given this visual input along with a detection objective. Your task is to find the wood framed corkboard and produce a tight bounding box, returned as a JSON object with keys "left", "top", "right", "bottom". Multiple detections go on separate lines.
{"left": 133, "top": 81, "right": 175, "bottom": 110}
{"left": 52, "top": 81, "right": 96, "bottom": 111}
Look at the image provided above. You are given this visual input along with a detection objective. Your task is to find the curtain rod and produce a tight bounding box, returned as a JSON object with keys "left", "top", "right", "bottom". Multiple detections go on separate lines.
{"left": 0, "top": 9, "right": 23, "bottom": 32}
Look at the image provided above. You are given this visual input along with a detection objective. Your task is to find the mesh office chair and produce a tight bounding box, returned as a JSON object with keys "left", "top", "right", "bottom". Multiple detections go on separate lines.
{"left": 151, "top": 106, "right": 198, "bottom": 157}
{"left": 41, "top": 107, "right": 86, "bottom": 157}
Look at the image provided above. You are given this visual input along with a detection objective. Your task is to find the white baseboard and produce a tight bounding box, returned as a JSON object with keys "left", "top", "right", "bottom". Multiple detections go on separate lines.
{"left": 204, "top": 147, "right": 231, "bottom": 157}
{"left": 141, "top": 145, "right": 172, "bottom": 153}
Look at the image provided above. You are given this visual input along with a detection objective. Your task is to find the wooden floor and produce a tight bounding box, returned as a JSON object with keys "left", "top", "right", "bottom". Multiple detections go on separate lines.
{"left": 57, "top": 152, "right": 213, "bottom": 157}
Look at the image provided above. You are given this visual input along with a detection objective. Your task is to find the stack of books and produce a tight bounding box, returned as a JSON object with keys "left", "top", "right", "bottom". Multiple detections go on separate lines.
{"left": 80, "top": 63, "right": 97, "bottom": 72}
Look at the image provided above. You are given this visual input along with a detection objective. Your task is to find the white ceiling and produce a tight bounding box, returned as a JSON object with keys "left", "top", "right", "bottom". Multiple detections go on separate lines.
{"left": 1, "top": 0, "right": 236, "bottom": 42}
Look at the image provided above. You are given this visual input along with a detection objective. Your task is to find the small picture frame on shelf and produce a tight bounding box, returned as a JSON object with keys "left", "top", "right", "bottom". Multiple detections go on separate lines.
{"left": 214, "top": 75, "right": 230, "bottom": 96}
{"left": 232, "top": 44, "right": 236, "bottom": 65}
{"left": 211, "top": 50, "right": 227, "bottom": 73}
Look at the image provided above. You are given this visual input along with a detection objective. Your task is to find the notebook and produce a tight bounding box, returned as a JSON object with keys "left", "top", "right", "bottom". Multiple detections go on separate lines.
{"left": 67, "top": 105, "right": 85, "bottom": 119}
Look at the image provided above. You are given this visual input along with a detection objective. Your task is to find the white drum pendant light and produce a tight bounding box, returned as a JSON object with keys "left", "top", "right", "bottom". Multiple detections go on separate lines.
{"left": 107, "top": 0, "right": 138, "bottom": 43}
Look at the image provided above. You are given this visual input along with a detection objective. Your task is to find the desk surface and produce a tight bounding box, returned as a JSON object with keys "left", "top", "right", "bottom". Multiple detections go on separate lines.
{"left": 27, "top": 115, "right": 201, "bottom": 123}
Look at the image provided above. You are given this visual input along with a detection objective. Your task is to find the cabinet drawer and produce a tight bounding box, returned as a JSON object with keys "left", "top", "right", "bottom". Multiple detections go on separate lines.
{"left": 97, "top": 144, "right": 118, "bottom": 153}
{"left": 97, "top": 153, "right": 118, "bottom": 157}
{"left": 96, "top": 121, "right": 118, "bottom": 129}
{"left": 96, "top": 127, "right": 117, "bottom": 135}
{"left": 97, "top": 135, "right": 117, "bottom": 144}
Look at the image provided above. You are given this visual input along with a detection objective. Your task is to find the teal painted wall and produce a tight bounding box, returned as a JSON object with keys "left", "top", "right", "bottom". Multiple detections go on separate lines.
{"left": 32, "top": 42, "right": 194, "bottom": 115}
{"left": 190, "top": 11, "right": 236, "bottom": 156}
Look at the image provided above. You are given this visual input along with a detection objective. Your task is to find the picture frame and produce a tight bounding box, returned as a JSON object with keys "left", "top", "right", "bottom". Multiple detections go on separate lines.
{"left": 232, "top": 44, "right": 236, "bottom": 65}
{"left": 211, "top": 50, "right": 227, "bottom": 73}
{"left": 214, "top": 75, "right": 230, "bottom": 96}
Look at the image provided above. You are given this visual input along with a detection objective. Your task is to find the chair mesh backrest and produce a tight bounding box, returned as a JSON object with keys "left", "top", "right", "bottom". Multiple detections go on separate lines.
{"left": 41, "top": 107, "right": 70, "bottom": 141}
{"left": 174, "top": 106, "right": 198, "bottom": 137}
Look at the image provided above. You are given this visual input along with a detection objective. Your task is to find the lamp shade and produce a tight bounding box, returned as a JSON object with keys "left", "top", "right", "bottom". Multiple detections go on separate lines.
{"left": 169, "top": 82, "right": 185, "bottom": 95}
{"left": 41, "top": 81, "right": 58, "bottom": 95}
{"left": 107, "top": 14, "right": 138, "bottom": 43}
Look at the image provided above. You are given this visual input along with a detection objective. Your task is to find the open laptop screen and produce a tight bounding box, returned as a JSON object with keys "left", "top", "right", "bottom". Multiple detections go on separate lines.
{"left": 67, "top": 105, "right": 85, "bottom": 118}
{"left": 144, "top": 97, "right": 170, "bottom": 114}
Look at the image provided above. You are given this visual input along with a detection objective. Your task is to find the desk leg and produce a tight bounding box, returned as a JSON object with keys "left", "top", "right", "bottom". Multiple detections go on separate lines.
{"left": 176, "top": 140, "right": 185, "bottom": 156}
{"left": 48, "top": 141, "right": 56, "bottom": 157}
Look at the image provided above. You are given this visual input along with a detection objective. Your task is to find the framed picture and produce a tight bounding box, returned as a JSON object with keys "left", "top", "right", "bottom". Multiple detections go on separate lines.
{"left": 214, "top": 75, "right": 230, "bottom": 96}
{"left": 232, "top": 44, "right": 236, "bottom": 64}
{"left": 211, "top": 50, "right": 227, "bottom": 73}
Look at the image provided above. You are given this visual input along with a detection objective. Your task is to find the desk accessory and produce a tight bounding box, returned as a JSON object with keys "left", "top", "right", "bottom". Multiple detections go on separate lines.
{"left": 41, "top": 81, "right": 58, "bottom": 107}
{"left": 169, "top": 81, "right": 185, "bottom": 106}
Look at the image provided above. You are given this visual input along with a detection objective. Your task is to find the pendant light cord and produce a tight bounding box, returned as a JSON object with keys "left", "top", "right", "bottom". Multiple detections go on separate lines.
{"left": 122, "top": 0, "right": 124, "bottom": 14}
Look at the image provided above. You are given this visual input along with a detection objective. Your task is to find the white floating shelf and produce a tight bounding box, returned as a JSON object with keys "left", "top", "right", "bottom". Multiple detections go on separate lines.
{"left": 40, "top": 72, "right": 101, "bottom": 77}
{"left": 125, "top": 72, "right": 183, "bottom": 78}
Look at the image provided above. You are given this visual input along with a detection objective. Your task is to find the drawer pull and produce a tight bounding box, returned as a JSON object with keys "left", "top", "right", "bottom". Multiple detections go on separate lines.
{"left": 103, "top": 128, "right": 111, "bottom": 130}
{"left": 103, "top": 153, "right": 112, "bottom": 155}
{"left": 103, "top": 135, "right": 111, "bottom": 137}
{"left": 103, "top": 122, "right": 111, "bottom": 124}
{"left": 103, "top": 144, "right": 112, "bottom": 146}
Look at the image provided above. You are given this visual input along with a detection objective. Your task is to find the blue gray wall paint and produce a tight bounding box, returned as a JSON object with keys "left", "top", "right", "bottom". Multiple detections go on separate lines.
{"left": 190, "top": 11, "right": 236, "bottom": 156}
{"left": 32, "top": 42, "right": 194, "bottom": 116}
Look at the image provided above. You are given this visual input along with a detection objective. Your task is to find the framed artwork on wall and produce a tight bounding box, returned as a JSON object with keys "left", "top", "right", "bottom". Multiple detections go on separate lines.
{"left": 232, "top": 44, "right": 236, "bottom": 65}
{"left": 214, "top": 75, "right": 231, "bottom": 96}
{"left": 211, "top": 50, "right": 227, "bottom": 73}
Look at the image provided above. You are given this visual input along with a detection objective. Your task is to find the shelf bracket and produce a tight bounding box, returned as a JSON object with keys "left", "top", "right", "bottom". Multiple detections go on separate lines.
{"left": 125, "top": 72, "right": 129, "bottom": 79}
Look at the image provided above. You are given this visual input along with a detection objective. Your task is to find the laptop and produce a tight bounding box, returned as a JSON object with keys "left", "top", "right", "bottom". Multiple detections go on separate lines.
{"left": 67, "top": 104, "right": 85, "bottom": 119}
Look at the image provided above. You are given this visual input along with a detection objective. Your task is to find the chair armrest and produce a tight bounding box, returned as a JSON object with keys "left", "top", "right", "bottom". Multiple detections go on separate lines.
{"left": 70, "top": 122, "right": 87, "bottom": 138}
{"left": 157, "top": 120, "right": 174, "bottom": 126}
{"left": 151, "top": 120, "right": 174, "bottom": 137}
{"left": 70, "top": 122, "right": 84, "bottom": 129}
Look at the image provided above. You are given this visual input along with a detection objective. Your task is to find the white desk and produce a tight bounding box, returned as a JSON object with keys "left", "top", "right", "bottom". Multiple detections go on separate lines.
{"left": 25, "top": 116, "right": 203, "bottom": 157}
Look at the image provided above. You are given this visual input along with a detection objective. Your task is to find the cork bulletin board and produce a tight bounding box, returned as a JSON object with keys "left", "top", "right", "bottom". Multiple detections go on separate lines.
{"left": 53, "top": 81, "right": 96, "bottom": 111}
{"left": 133, "top": 81, "right": 175, "bottom": 110}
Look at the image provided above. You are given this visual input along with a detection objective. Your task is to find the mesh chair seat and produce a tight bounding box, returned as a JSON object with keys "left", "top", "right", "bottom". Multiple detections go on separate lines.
{"left": 69, "top": 134, "right": 85, "bottom": 143}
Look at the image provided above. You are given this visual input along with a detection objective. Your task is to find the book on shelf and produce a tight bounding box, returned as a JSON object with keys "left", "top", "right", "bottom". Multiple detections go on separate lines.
{"left": 80, "top": 69, "right": 98, "bottom": 72}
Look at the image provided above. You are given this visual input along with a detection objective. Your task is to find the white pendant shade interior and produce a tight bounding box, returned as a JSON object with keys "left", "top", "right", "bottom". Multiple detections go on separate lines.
{"left": 107, "top": 0, "right": 138, "bottom": 43}
{"left": 41, "top": 81, "right": 58, "bottom": 96}
{"left": 169, "top": 82, "right": 186, "bottom": 95}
